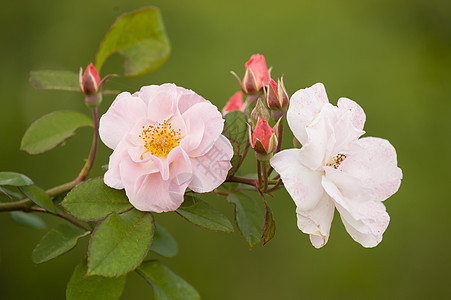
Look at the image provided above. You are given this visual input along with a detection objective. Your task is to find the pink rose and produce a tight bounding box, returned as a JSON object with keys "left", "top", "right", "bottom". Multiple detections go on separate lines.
{"left": 270, "top": 83, "right": 402, "bottom": 248}
{"left": 99, "top": 83, "right": 233, "bottom": 212}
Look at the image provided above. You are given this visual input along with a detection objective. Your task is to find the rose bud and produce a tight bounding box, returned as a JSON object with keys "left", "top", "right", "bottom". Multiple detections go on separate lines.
{"left": 265, "top": 78, "right": 289, "bottom": 119}
{"left": 222, "top": 91, "right": 244, "bottom": 116}
{"left": 80, "top": 63, "right": 101, "bottom": 96}
{"left": 242, "top": 54, "right": 270, "bottom": 94}
{"left": 250, "top": 117, "right": 278, "bottom": 160}
{"left": 250, "top": 97, "right": 270, "bottom": 127}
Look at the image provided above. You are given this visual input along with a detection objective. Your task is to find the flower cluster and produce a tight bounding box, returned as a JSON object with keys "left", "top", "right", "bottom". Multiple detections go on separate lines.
{"left": 99, "top": 54, "right": 402, "bottom": 248}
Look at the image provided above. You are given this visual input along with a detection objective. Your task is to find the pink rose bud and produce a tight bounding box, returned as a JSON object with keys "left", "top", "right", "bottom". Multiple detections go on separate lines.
{"left": 266, "top": 78, "right": 289, "bottom": 117}
{"left": 80, "top": 63, "right": 101, "bottom": 96}
{"left": 242, "top": 54, "right": 270, "bottom": 94}
{"left": 250, "top": 117, "right": 277, "bottom": 160}
{"left": 222, "top": 91, "right": 244, "bottom": 116}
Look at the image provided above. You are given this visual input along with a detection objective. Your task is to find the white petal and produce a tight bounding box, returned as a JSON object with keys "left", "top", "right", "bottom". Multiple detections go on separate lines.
{"left": 322, "top": 176, "right": 390, "bottom": 247}
{"left": 270, "top": 149, "right": 324, "bottom": 211}
{"left": 329, "top": 137, "right": 402, "bottom": 202}
{"left": 336, "top": 201, "right": 390, "bottom": 248}
{"left": 296, "top": 192, "right": 335, "bottom": 248}
{"left": 337, "top": 97, "right": 366, "bottom": 132}
{"left": 287, "top": 83, "right": 329, "bottom": 145}
{"left": 189, "top": 135, "right": 233, "bottom": 193}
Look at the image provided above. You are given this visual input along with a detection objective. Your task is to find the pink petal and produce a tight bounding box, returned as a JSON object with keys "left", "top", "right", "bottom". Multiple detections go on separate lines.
{"left": 270, "top": 149, "right": 324, "bottom": 211}
{"left": 144, "top": 86, "right": 178, "bottom": 122}
{"left": 287, "top": 83, "right": 329, "bottom": 145}
{"left": 176, "top": 87, "right": 208, "bottom": 115}
{"left": 104, "top": 140, "right": 131, "bottom": 189}
{"left": 182, "top": 101, "right": 225, "bottom": 157}
{"left": 189, "top": 135, "right": 233, "bottom": 193}
{"left": 296, "top": 192, "right": 335, "bottom": 248}
{"left": 99, "top": 92, "right": 147, "bottom": 149}
{"left": 127, "top": 151, "right": 192, "bottom": 212}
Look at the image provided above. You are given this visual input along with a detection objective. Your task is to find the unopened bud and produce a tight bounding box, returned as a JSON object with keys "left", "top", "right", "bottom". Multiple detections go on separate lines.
{"left": 265, "top": 77, "right": 289, "bottom": 119}
{"left": 250, "top": 98, "right": 270, "bottom": 127}
{"left": 241, "top": 54, "right": 269, "bottom": 94}
{"left": 222, "top": 91, "right": 244, "bottom": 116}
{"left": 250, "top": 118, "right": 278, "bottom": 160}
{"left": 80, "top": 64, "right": 100, "bottom": 96}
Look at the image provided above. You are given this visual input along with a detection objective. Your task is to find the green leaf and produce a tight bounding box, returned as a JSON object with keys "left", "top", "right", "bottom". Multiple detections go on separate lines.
{"left": 21, "top": 111, "right": 93, "bottom": 155}
{"left": 227, "top": 192, "right": 264, "bottom": 248}
{"left": 88, "top": 209, "right": 154, "bottom": 277}
{"left": 262, "top": 201, "right": 275, "bottom": 245}
{"left": 136, "top": 260, "right": 200, "bottom": 300}
{"left": 62, "top": 178, "right": 132, "bottom": 222}
{"left": 29, "top": 70, "right": 80, "bottom": 91}
{"left": 176, "top": 194, "right": 233, "bottom": 233}
{"left": 0, "top": 186, "right": 23, "bottom": 200}
{"left": 10, "top": 211, "right": 46, "bottom": 229}
{"left": 0, "top": 172, "right": 33, "bottom": 186}
{"left": 222, "top": 111, "right": 249, "bottom": 177}
{"left": 32, "top": 224, "right": 89, "bottom": 264}
{"left": 151, "top": 223, "right": 178, "bottom": 257}
{"left": 95, "top": 7, "right": 170, "bottom": 77}
{"left": 19, "top": 185, "right": 57, "bottom": 213}
{"left": 66, "top": 258, "right": 126, "bottom": 300}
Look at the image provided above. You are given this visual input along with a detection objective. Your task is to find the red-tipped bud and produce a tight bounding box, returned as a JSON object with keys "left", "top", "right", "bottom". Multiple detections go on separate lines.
{"left": 80, "top": 64, "right": 101, "bottom": 96}
{"left": 265, "top": 77, "right": 289, "bottom": 118}
{"left": 222, "top": 91, "right": 244, "bottom": 116}
{"left": 242, "top": 54, "right": 269, "bottom": 94}
{"left": 250, "top": 98, "right": 270, "bottom": 127}
{"left": 250, "top": 118, "right": 278, "bottom": 160}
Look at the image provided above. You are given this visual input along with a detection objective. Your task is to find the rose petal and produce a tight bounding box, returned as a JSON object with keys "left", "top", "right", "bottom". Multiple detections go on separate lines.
{"left": 330, "top": 137, "right": 402, "bottom": 202}
{"left": 182, "top": 101, "right": 225, "bottom": 157}
{"left": 336, "top": 201, "right": 390, "bottom": 248}
{"left": 337, "top": 97, "right": 366, "bottom": 132}
{"left": 287, "top": 83, "right": 329, "bottom": 145}
{"left": 99, "top": 92, "right": 147, "bottom": 149}
{"left": 189, "top": 135, "right": 233, "bottom": 193}
{"left": 296, "top": 192, "right": 335, "bottom": 248}
{"left": 270, "top": 149, "right": 324, "bottom": 211}
{"left": 128, "top": 151, "right": 192, "bottom": 212}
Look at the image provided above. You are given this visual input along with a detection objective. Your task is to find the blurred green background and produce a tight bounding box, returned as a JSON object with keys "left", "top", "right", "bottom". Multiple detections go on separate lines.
{"left": 1, "top": 0, "right": 450, "bottom": 299}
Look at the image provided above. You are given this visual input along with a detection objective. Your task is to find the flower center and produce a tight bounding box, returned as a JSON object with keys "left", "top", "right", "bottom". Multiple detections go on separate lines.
{"left": 139, "top": 119, "right": 182, "bottom": 158}
{"left": 327, "top": 153, "right": 347, "bottom": 169}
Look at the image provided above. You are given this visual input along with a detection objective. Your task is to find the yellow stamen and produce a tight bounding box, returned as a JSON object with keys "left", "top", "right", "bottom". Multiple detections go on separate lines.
{"left": 139, "top": 119, "right": 182, "bottom": 158}
{"left": 327, "top": 153, "right": 347, "bottom": 169}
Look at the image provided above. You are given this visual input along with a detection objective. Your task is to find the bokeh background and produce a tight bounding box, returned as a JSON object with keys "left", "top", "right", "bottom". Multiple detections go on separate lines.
{"left": 1, "top": 0, "right": 450, "bottom": 299}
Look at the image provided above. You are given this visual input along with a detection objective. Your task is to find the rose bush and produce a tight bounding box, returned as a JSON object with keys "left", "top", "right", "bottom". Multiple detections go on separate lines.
{"left": 99, "top": 83, "right": 233, "bottom": 212}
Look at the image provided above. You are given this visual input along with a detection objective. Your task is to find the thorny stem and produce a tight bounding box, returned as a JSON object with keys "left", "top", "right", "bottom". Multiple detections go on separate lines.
{"left": 75, "top": 106, "right": 100, "bottom": 184}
